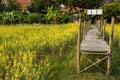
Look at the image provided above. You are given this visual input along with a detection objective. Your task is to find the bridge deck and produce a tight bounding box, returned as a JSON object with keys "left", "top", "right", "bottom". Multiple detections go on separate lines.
{"left": 81, "top": 26, "right": 109, "bottom": 53}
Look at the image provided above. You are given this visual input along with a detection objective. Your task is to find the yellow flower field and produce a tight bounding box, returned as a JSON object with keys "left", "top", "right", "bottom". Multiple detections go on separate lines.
{"left": 106, "top": 24, "right": 120, "bottom": 37}
{"left": 0, "top": 23, "right": 78, "bottom": 80}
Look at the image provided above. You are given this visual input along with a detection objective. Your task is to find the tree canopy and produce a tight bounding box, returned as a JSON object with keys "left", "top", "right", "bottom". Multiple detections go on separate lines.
{"left": 28, "top": 0, "right": 105, "bottom": 13}
{"left": 102, "top": 2, "right": 120, "bottom": 22}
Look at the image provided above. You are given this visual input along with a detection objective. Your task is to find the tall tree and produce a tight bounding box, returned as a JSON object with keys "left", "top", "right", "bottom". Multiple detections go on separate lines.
{"left": 28, "top": 0, "right": 105, "bottom": 13}
{"left": 57, "top": 0, "right": 104, "bottom": 8}
{"left": 80, "top": 0, "right": 105, "bottom": 8}
{"left": 28, "top": 0, "right": 54, "bottom": 13}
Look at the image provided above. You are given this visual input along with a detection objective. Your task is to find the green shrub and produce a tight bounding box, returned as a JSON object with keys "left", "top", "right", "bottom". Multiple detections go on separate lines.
{"left": 28, "top": 13, "right": 40, "bottom": 24}
{"left": 0, "top": 11, "right": 28, "bottom": 24}
{"left": 0, "top": 12, "right": 3, "bottom": 24}
{"left": 57, "top": 11, "right": 72, "bottom": 24}
{"left": 0, "top": 4, "right": 5, "bottom": 12}
{"left": 45, "top": 6, "right": 58, "bottom": 24}
{"left": 38, "top": 14, "right": 46, "bottom": 24}
{"left": 16, "top": 11, "right": 28, "bottom": 24}
{"left": 5, "top": 0, "right": 21, "bottom": 11}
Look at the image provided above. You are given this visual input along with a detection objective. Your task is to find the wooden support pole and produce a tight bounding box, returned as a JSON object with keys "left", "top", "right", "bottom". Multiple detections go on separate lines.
{"left": 77, "top": 18, "right": 81, "bottom": 73}
{"left": 100, "top": 19, "right": 103, "bottom": 33}
{"left": 98, "top": 20, "right": 101, "bottom": 31}
{"left": 100, "top": 19, "right": 102, "bottom": 32}
{"left": 86, "top": 21, "right": 89, "bottom": 33}
{"left": 88, "top": 20, "right": 90, "bottom": 27}
{"left": 83, "top": 20, "right": 86, "bottom": 40}
{"left": 85, "top": 20, "right": 87, "bottom": 34}
{"left": 103, "top": 20, "right": 106, "bottom": 40}
{"left": 109, "top": 16, "right": 115, "bottom": 53}
{"left": 95, "top": 19, "right": 98, "bottom": 27}
{"left": 107, "top": 16, "right": 115, "bottom": 75}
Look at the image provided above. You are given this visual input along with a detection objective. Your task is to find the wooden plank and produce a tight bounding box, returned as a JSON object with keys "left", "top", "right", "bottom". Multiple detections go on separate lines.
{"left": 81, "top": 52, "right": 107, "bottom": 55}
{"left": 81, "top": 40, "right": 109, "bottom": 53}
{"left": 103, "top": 20, "right": 106, "bottom": 40}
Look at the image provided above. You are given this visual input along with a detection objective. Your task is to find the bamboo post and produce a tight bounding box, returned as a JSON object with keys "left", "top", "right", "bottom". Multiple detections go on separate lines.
{"left": 77, "top": 18, "right": 81, "bottom": 73}
{"left": 107, "top": 16, "right": 115, "bottom": 75}
{"left": 86, "top": 21, "right": 88, "bottom": 33}
{"left": 85, "top": 20, "right": 87, "bottom": 34}
{"left": 100, "top": 19, "right": 103, "bottom": 33}
{"left": 83, "top": 20, "right": 86, "bottom": 40}
{"left": 103, "top": 20, "right": 106, "bottom": 40}
{"left": 98, "top": 20, "right": 101, "bottom": 31}
{"left": 95, "top": 19, "right": 98, "bottom": 27}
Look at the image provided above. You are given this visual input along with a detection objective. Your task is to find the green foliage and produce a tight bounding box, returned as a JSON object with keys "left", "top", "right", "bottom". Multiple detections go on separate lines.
{"left": 81, "top": 10, "right": 87, "bottom": 21}
{"left": 58, "top": 10, "right": 71, "bottom": 23}
{"left": 0, "top": 3, "right": 5, "bottom": 12}
{"left": 56, "top": 0, "right": 104, "bottom": 9}
{"left": 10, "top": 11, "right": 28, "bottom": 24}
{"left": 45, "top": 5, "right": 73, "bottom": 24}
{"left": 81, "top": 0, "right": 104, "bottom": 8}
{"left": 28, "top": 0, "right": 105, "bottom": 13}
{"left": 27, "top": 13, "right": 46, "bottom": 24}
{"left": 28, "top": 13, "right": 39, "bottom": 24}
{"left": 5, "top": 0, "right": 21, "bottom": 11}
{"left": 67, "top": 0, "right": 74, "bottom": 6}
{"left": 0, "top": 11, "right": 8, "bottom": 24}
{"left": 0, "top": 11, "right": 28, "bottom": 24}
{"left": 27, "top": 0, "right": 53, "bottom": 13}
{"left": 102, "top": 2, "right": 120, "bottom": 22}
{"left": 45, "top": 6, "right": 58, "bottom": 24}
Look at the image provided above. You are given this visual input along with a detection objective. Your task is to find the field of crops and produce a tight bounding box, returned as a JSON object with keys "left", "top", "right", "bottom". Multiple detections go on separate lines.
{"left": 0, "top": 23, "right": 78, "bottom": 80}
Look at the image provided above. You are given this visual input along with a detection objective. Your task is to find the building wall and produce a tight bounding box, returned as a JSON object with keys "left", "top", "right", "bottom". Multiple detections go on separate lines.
{"left": 1, "top": 0, "right": 6, "bottom": 4}
{"left": 1, "top": 0, "right": 32, "bottom": 10}
{"left": 17, "top": 0, "right": 32, "bottom": 10}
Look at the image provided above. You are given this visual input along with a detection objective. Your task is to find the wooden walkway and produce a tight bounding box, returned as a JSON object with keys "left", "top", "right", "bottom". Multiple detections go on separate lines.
{"left": 77, "top": 18, "right": 114, "bottom": 75}
{"left": 79, "top": 25, "right": 110, "bottom": 73}
{"left": 81, "top": 26, "right": 109, "bottom": 54}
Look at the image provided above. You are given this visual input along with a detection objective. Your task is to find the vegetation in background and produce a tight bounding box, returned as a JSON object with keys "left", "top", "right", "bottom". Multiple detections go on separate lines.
{"left": 27, "top": 0, "right": 53, "bottom": 13}
{"left": 1, "top": 0, "right": 119, "bottom": 24}
{"left": 0, "top": 11, "right": 28, "bottom": 24}
{"left": 5, "top": 0, "right": 21, "bottom": 11}
{"left": 45, "top": 6, "right": 58, "bottom": 24}
{"left": 0, "top": 0, "right": 5, "bottom": 12}
{"left": 0, "top": 10, "right": 73, "bottom": 24}
{"left": 0, "top": 0, "right": 21, "bottom": 12}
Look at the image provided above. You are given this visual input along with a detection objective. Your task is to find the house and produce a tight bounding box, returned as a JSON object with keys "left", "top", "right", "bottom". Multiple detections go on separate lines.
{"left": 2, "top": 0, "right": 32, "bottom": 10}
